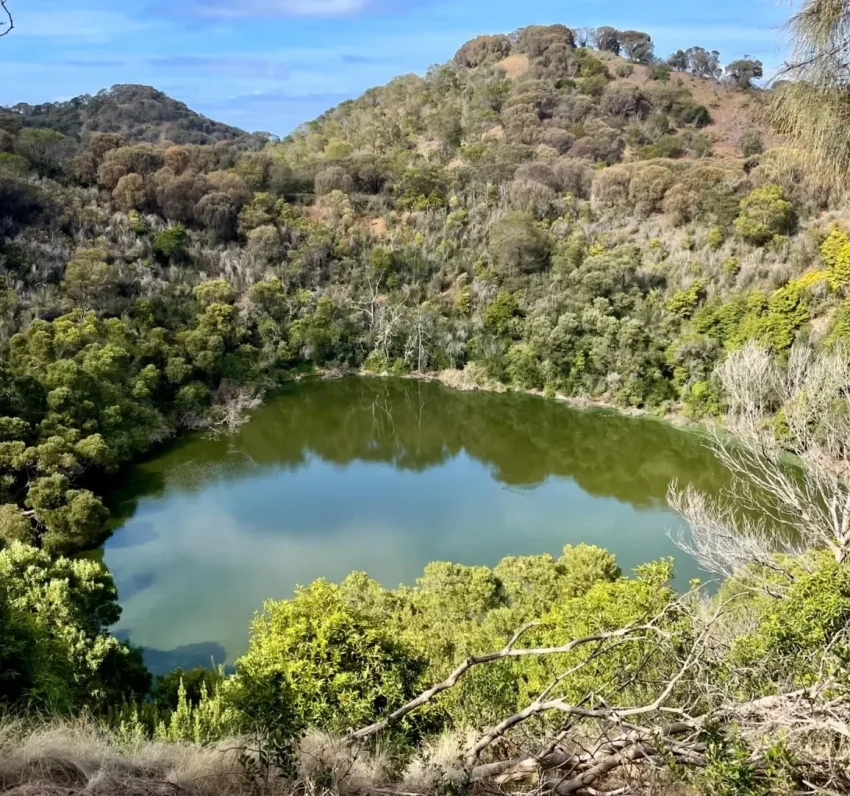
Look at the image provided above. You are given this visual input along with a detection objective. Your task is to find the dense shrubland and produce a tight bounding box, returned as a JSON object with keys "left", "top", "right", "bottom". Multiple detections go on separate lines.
{"left": 4, "top": 9, "right": 850, "bottom": 794}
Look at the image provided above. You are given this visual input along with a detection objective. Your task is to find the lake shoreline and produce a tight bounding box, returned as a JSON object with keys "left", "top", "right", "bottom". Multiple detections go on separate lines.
{"left": 310, "top": 365, "right": 706, "bottom": 434}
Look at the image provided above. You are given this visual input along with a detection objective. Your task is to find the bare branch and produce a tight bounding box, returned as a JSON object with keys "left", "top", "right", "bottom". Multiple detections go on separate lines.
{"left": 346, "top": 623, "right": 666, "bottom": 742}
{"left": 0, "top": 0, "right": 12, "bottom": 38}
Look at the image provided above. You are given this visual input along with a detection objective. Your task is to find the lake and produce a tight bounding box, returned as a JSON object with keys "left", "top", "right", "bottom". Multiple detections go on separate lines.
{"left": 101, "top": 377, "right": 730, "bottom": 673}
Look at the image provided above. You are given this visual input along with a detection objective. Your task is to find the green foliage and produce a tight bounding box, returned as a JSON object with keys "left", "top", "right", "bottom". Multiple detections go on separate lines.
{"left": 488, "top": 211, "right": 550, "bottom": 276}
{"left": 734, "top": 184, "right": 796, "bottom": 246}
{"left": 0, "top": 542, "right": 148, "bottom": 711}
{"left": 820, "top": 228, "right": 850, "bottom": 291}
{"left": 667, "top": 279, "right": 707, "bottom": 319}
{"left": 231, "top": 580, "right": 425, "bottom": 734}
{"left": 153, "top": 224, "right": 189, "bottom": 264}
{"left": 724, "top": 552, "right": 850, "bottom": 697}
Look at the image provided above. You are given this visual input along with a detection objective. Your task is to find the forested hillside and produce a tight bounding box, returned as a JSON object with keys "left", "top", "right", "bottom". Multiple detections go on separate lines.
{"left": 4, "top": 16, "right": 850, "bottom": 796}
{"left": 6, "top": 84, "right": 265, "bottom": 145}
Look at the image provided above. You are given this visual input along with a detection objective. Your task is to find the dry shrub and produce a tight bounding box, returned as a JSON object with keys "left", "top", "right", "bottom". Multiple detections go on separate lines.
{"left": 513, "top": 161, "right": 561, "bottom": 191}
{"left": 554, "top": 157, "right": 593, "bottom": 199}
{"left": 400, "top": 731, "right": 475, "bottom": 793}
{"left": 206, "top": 171, "right": 252, "bottom": 207}
{"left": 296, "top": 730, "right": 392, "bottom": 796}
{"left": 0, "top": 720, "right": 244, "bottom": 796}
{"left": 592, "top": 164, "right": 632, "bottom": 207}
{"left": 662, "top": 183, "right": 702, "bottom": 225}
{"left": 539, "top": 128, "right": 574, "bottom": 154}
{"left": 628, "top": 163, "right": 675, "bottom": 214}
{"left": 453, "top": 34, "right": 512, "bottom": 68}
{"left": 505, "top": 179, "right": 556, "bottom": 215}
{"left": 314, "top": 166, "right": 354, "bottom": 196}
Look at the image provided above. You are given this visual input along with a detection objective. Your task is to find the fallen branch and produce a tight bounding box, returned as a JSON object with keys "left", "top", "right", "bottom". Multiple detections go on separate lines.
{"left": 347, "top": 622, "right": 664, "bottom": 742}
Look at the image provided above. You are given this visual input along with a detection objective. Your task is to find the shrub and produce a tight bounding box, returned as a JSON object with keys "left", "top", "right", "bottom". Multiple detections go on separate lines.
{"left": 739, "top": 130, "right": 764, "bottom": 157}
{"left": 592, "top": 165, "right": 631, "bottom": 207}
{"left": 112, "top": 173, "right": 146, "bottom": 211}
{"left": 821, "top": 228, "right": 850, "bottom": 291}
{"left": 540, "top": 129, "right": 574, "bottom": 154}
{"left": 554, "top": 157, "right": 593, "bottom": 198}
{"left": 155, "top": 170, "right": 209, "bottom": 223}
{"left": 230, "top": 580, "right": 424, "bottom": 733}
{"left": 514, "top": 161, "right": 561, "bottom": 191}
{"left": 194, "top": 192, "right": 238, "bottom": 240}
{"left": 648, "top": 64, "right": 670, "bottom": 81}
{"left": 628, "top": 164, "right": 674, "bottom": 214}
{"left": 734, "top": 184, "right": 796, "bottom": 246}
{"left": 505, "top": 179, "right": 556, "bottom": 215}
{"left": 314, "top": 166, "right": 354, "bottom": 195}
{"left": 454, "top": 34, "right": 512, "bottom": 68}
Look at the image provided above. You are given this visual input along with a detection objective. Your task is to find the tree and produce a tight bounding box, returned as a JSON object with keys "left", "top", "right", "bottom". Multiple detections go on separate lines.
{"left": 62, "top": 248, "right": 118, "bottom": 310}
{"left": 686, "top": 46, "right": 722, "bottom": 78}
{"left": 770, "top": 0, "right": 850, "bottom": 184}
{"left": 670, "top": 343, "right": 850, "bottom": 573}
{"left": 194, "top": 191, "right": 237, "bottom": 240}
{"left": 0, "top": 542, "right": 148, "bottom": 710}
{"left": 15, "top": 128, "right": 74, "bottom": 178}
{"left": 592, "top": 26, "right": 620, "bottom": 54}
{"left": 314, "top": 165, "right": 353, "bottom": 195}
{"left": 667, "top": 49, "right": 689, "bottom": 71}
{"left": 155, "top": 170, "right": 209, "bottom": 223}
{"left": 488, "top": 211, "right": 550, "bottom": 277}
{"left": 25, "top": 474, "right": 109, "bottom": 553}
{"left": 153, "top": 224, "right": 189, "bottom": 264}
{"left": 454, "top": 34, "right": 512, "bottom": 68}
{"left": 112, "top": 172, "right": 146, "bottom": 211}
{"left": 618, "top": 30, "right": 654, "bottom": 63}
{"left": 725, "top": 57, "right": 763, "bottom": 89}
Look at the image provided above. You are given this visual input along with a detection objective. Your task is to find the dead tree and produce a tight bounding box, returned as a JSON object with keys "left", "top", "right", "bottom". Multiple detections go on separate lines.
{"left": 671, "top": 342, "right": 850, "bottom": 581}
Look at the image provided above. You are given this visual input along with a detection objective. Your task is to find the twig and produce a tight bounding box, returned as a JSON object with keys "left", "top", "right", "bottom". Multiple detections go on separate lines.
{"left": 0, "top": 0, "right": 12, "bottom": 37}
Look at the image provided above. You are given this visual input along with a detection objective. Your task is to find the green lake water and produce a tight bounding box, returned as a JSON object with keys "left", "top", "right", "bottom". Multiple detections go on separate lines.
{"left": 101, "top": 377, "right": 730, "bottom": 673}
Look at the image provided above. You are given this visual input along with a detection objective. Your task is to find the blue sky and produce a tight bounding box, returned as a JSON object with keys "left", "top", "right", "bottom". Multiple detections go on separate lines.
{"left": 2, "top": 0, "right": 793, "bottom": 136}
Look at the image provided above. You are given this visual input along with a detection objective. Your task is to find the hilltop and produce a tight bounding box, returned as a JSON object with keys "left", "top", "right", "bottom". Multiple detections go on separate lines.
{"left": 278, "top": 25, "right": 770, "bottom": 170}
{"left": 4, "top": 84, "right": 265, "bottom": 145}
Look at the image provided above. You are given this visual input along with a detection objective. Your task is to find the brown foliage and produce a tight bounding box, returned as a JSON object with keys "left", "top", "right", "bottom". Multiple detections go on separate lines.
{"left": 454, "top": 34, "right": 512, "bottom": 68}
{"left": 314, "top": 166, "right": 354, "bottom": 195}
{"left": 112, "top": 173, "right": 146, "bottom": 212}
{"left": 514, "top": 161, "right": 561, "bottom": 191}
{"left": 206, "top": 170, "right": 252, "bottom": 207}
{"left": 194, "top": 192, "right": 238, "bottom": 240}
{"left": 156, "top": 170, "right": 209, "bottom": 223}
{"left": 163, "top": 145, "right": 190, "bottom": 175}
{"left": 97, "top": 144, "right": 163, "bottom": 190}
{"left": 553, "top": 157, "right": 593, "bottom": 198}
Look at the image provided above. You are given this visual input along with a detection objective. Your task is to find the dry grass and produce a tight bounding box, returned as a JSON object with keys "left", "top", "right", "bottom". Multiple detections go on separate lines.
{"left": 0, "top": 720, "right": 247, "bottom": 796}
{"left": 496, "top": 54, "right": 529, "bottom": 79}
{"left": 0, "top": 722, "right": 480, "bottom": 796}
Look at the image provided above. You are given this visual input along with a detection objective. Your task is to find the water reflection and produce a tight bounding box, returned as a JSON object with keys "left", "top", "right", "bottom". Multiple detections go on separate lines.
{"left": 102, "top": 377, "right": 731, "bottom": 668}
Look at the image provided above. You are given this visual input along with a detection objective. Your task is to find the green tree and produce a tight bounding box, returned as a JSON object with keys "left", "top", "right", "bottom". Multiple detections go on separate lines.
{"left": 488, "top": 211, "right": 550, "bottom": 277}
{"left": 230, "top": 580, "right": 424, "bottom": 733}
{"left": 0, "top": 542, "right": 149, "bottom": 710}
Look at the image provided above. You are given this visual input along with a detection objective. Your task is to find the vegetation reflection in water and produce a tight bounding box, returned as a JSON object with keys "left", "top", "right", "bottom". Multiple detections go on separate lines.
{"left": 101, "top": 377, "right": 730, "bottom": 672}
